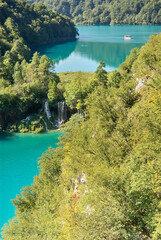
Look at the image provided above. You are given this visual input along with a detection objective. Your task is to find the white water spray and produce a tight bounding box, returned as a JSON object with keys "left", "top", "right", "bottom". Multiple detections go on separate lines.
{"left": 44, "top": 99, "right": 51, "bottom": 120}
{"left": 58, "top": 101, "right": 67, "bottom": 125}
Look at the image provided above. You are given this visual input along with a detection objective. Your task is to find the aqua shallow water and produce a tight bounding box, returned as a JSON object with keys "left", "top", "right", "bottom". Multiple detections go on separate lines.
{"left": 34, "top": 25, "right": 161, "bottom": 72}
{"left": 0, "top": 131, "right": 62, "bottom": 235}
{"left": 2, "top": 25, "right": 161, "bottom": 236}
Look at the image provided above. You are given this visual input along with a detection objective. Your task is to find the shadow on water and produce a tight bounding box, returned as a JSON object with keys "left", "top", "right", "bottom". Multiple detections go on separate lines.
{"left": 32, "top": 25, "right": 161, "bottom": 72}
{"left": 32, "top": 40, "right": 78, "bottom": 64}
{"left": 0, "top": 132, "right": 16, "bottom": 141}
{"left": 32, "top": 38, "right": 143, "bottom": 71}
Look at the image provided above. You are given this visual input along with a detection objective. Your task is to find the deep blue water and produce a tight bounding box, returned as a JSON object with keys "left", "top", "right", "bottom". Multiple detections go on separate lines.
{"left": 34, "top": 25, "right": 161, "bottom": 72}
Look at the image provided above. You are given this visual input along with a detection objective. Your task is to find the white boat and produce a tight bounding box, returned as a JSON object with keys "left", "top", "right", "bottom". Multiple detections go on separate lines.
{"left": 124, "top": 35, "right": 133, "bottom": 40}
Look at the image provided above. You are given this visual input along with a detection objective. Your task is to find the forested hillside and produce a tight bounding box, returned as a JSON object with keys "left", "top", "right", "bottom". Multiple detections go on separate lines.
{"left": 0, "top": 0, "right": 77, "bottom": 54}
{"left": 29, "top": 0, "right": 161, "bottom": 25}
{"left": 0, "top": 0, "right": 78, "bottom": 131}
{"left": 2, "top": 34, "right": 161, "bottom": 239}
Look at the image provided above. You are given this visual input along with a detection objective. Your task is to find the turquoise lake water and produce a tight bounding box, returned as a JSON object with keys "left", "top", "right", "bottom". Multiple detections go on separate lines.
{"left": 2, "top": 25, "right": 161, "bottom": 237}
{"left": 0, "top": 131, "right": 62, "bottom": 235}
{"left": 34, "top": 25, "right": 161, "bottom": 72}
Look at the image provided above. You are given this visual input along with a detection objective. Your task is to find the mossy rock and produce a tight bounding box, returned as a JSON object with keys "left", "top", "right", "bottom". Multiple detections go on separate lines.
{"left": 6, "top": 113, "right": 56, "bottom": 133}
{"left": 34, "top": 127, "right": 45, "bottom": 133}
{"left": 7, "top": 124, "right": 18, "bottom": 132}
{"left": 20, "top": 128, "right": 29, "bottom": 133}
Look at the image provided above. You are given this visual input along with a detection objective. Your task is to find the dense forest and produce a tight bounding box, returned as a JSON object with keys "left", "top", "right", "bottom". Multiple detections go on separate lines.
{"left": 1, "top": 0, "right": 161, "bottom": 239}
{"left": 0, "top": 0, "right": 78, "bottom": 132}
{"left": 2, "top": 33, "right": 161, "bottom": 239}
{"left": 0, "top": 0, "right": 77, "bottom": 54}
{"left": 28, "top": 0, "right": 161, "bottom": 25}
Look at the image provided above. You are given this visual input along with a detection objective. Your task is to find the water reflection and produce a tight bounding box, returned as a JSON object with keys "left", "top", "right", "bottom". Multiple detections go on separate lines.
{"left": 33, "top": 25, "right": 161, "bottom": 72}
{"left": 51, "top": 40, "right": 143, "bottom": 72}
{"left": 34, "top": 40, "right": 77, "bottom": 64}
{"left": 0, "top": 132, "right": 16, "bottom": 141}
{"left": 75, "top": 41, "right": 142, "bottom": 68}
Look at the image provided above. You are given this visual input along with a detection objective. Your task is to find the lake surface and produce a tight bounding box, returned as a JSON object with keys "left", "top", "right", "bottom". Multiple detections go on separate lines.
{"left": 34, "top": 25, "right": 161, "bottom": 72}
{"left": 0, "top": 131, "right": 62, "bottom": 235}
{"left": 2, "top": 25, "right": 161, "bottom": 237}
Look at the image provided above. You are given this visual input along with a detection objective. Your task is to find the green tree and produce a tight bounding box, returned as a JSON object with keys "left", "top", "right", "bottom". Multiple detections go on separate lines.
{"left": 95, "top": 61, "right": 107, "bottom": 86}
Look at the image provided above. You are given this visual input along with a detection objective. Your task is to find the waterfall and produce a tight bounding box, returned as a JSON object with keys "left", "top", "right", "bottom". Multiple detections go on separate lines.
{"left": 44, "top": 99, "right": 51, "bottom": 120}
{"left": 43, "top": 99, "right": 54, "bottom": 131}
{"left": 42, "top": 118, "right": 48, "bottom": 131}
{"left": 58, "top": 101, "right": 67, "bottom": 125}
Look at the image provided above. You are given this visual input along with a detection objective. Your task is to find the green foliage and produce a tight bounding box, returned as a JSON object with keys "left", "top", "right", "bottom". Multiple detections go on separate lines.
{"left": 95, "top": 61, "right": 107, "bottom": 86}
{"left": 29, "top": 0, "right": 161, "bottom": 25}
{"left": 3, "top": 20, "right": 161, "bottom": 240}
{"left": 6, "top": 114, "right": 54, "bottom": 133}
{"left": 132, "top": 34, "right": 161, "bottom": 79}
{"left": 0, "top": 50, "right": 61, "bottom": 129}
{"left": 48, "top": 73, "right": 60, "bottom": 103}
{"left": 119, "top": 47, "right": 140, "bottom": 74}
{"left": 0, "top": 0, "right": 78, "bottom": 53}
{"left": 108, "top": 70, "right": 122, "bottom": 88}
{"left": 59, "top": 71, "right": 96, "bottom": 110}
{"left": 2, "top": 147, "right": 63, "bottom": 240}
{"left": 61, "top": 113, "right": 83, "bottom": 132}
{"left": 0, "top": 0, "right": 78, "bottom": 129}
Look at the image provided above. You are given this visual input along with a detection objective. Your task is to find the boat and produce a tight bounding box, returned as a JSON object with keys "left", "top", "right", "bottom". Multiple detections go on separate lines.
{"left": 124, "top": 35, "right": 133, "bottom": 40}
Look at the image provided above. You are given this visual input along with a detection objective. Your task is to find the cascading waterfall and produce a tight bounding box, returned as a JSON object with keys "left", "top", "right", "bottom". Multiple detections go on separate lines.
{"left": 43, "top": 99, "right": 53, "bottom": 131}
{"left": 42, "top": 118, "right": 48, "bottom": 131}
{"left": 58, "top": 101, "right": 67, "bottom": 125}
{"left": 44, "top": 99, "right": 51, "bottom": 120}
